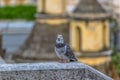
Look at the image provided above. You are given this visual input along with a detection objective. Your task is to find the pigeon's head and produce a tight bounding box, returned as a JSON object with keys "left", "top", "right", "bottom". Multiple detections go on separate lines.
{"left": 56, "top": 34, "right": 64, "bottom": 45}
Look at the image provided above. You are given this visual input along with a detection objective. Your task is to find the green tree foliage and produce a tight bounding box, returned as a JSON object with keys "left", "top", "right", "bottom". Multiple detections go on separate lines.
{"left": 0, "top": 5, "right": 36, "bottom": 20}
{"left": 112, "top": 52, "right": 120, "bottom": 76}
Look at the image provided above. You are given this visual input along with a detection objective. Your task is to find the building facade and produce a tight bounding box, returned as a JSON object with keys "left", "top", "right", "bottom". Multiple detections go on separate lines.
{"left": 0, "top": 0, "right": 37, "bottom": 6}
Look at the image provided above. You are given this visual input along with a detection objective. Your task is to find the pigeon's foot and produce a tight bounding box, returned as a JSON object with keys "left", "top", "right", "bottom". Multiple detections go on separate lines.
{"left": 59, "top": 59, "right": 69, "bottom": 63}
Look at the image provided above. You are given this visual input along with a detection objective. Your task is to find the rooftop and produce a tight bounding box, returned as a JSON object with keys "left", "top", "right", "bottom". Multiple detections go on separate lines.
{"left": 72, "top": 0, "right": 110, "bottom": 19}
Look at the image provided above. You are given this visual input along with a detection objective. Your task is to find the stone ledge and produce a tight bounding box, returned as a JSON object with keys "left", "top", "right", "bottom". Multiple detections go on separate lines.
{"left": 0, "top": 62, "right": 113, "bottom": 80}
{"left": 0, "top": 62, "right": 85, "bottom": 71}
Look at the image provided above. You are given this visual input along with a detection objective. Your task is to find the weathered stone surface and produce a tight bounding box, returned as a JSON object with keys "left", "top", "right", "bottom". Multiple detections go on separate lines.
{"left": 0, "top": 62, "right": 112, "bottom": 80}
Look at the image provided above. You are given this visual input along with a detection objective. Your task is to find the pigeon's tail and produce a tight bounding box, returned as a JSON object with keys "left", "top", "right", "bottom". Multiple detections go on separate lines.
{"left": 70, "top": 58, "right": 78, "bottom": 62}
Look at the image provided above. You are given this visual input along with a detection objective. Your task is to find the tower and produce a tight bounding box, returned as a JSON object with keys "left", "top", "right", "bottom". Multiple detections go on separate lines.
{"left": 37, "top": 0, "right": 66, "bottom": 14}
{"left": 70, "top": 0, "right": 110, "bottom": 54}
{"left": 36, "top": 0, "right": 67, "bottom": 25}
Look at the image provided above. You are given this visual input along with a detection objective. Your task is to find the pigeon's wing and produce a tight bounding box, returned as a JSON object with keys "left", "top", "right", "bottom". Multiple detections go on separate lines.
{"left": 65, "top": 44, "right": 77, "bottom": 61}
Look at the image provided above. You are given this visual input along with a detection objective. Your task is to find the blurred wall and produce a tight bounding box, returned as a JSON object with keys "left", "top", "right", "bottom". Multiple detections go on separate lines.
{"left": 0, "top": 0, "right": 37, "bottom": 7}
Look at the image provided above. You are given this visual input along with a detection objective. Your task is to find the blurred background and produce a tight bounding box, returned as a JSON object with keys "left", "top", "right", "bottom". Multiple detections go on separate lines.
{"left": 0, "top": 0, "right": 120, "bottom": 79}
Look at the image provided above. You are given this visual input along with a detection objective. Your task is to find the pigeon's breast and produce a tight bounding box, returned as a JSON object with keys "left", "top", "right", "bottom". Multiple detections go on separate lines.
{"left": 55, "top": 46, "right": 68, "bottom": 59}
{"left": 56, "top": 47, "right": 66, "bottom": 54}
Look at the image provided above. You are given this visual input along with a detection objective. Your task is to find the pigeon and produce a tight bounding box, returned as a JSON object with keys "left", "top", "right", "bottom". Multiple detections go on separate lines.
{"left": 55, "top": 34, "right": 77, "bottom": 63}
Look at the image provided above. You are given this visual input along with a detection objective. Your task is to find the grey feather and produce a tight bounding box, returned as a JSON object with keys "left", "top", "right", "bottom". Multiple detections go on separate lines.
{"left": 55, "top": 44, "right": 77, "bottom": 62}
{"left": 65, "top": 44, "right": 77, "bottom": 61}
